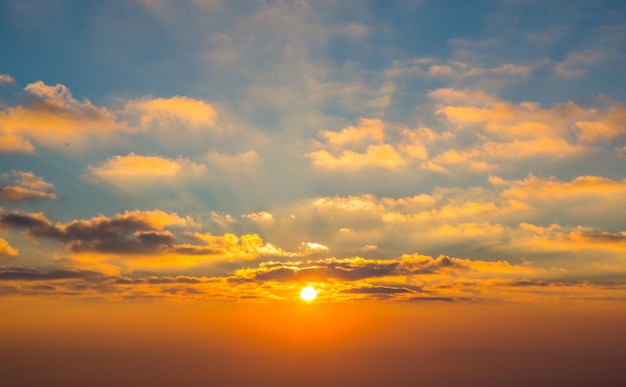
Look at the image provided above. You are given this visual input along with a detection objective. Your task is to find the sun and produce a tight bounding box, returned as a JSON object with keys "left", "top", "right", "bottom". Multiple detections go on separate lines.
{"left": 300, "top": 286, "right": 317, "bottom": 301}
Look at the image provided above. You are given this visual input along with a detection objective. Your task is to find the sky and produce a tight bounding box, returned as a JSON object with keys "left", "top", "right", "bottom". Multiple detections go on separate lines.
{"left": 1, "top": 0, "right": 626, "bottom": 383}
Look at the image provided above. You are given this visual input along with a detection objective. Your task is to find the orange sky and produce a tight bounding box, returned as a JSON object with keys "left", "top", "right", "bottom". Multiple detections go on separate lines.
{"left": 2, "top": 297, "right": 625, "bottom": 357}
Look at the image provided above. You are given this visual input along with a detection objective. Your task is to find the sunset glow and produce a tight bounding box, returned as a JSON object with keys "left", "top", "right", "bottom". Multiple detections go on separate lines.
{"left": 1, "top": 1, "right": 626, "bottom": 386}
{"left": 300, "top": 286, "right": 317, "bottom": 301}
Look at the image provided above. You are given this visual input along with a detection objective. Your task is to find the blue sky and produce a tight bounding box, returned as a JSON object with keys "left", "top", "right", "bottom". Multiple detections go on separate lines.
{"left": 1, "top": 0, "right": 626, "bottom": 303}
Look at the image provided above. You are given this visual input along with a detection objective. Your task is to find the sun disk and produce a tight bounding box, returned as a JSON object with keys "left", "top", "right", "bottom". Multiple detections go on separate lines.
{"left": 300, "top": 286, "right": 317, "bottom": 301}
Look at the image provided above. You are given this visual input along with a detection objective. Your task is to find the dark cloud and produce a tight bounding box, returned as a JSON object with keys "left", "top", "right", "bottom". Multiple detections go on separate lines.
{"left": 576, "top": 231, "right": 626, "bottom": 244}
{"left": 161, "top": 287, "right": 204, "bottom": 295}
{"left": 172, "top": 245, "right": 224, "bottom": 255}
{"left": 68, "top": 231, "right": 176, "bottom": 254}
{"left": 508, "top": 279, "right": 549, "bottom": 287}
{"left": 0, "top": 211, "right": 54, "bottom": 230}
{"left": 0, "top": 284, "right": 19, "bottom": 296}
{"left": 340, "top": 286, "right": 413, "bottom": 294}
{"left": 0, "top": 267, "right": 104, "bottom": 281}
{"left": 113, "top": 275, "right": 206, "bottom": 285}
{"left": 29, "top": 284, "right": 56, "bottom": 291}
{"left": 0, "top": 171, "right": 57, "bottom": 202}
{"left": 505, "top": 279, "right": 590, "bottom": 287}
{"left": 403, "top": 296, "right": 459, "bottom": 303}
{"left": 146, "top": 276, "right": 202, "bottom": 285}
{"left": 241, "top": 256, "right": 468, "bottom": 282}
{"left": 0, "top": 186, "right": 56, "bottom": 202}
{"left": 0, "top": 210, "right": 218, "bottom": 256}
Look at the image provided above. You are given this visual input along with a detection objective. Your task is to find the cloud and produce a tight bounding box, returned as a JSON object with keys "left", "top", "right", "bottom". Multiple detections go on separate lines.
{"left": 205, "top": 150, "right": 261, "bottom": 172}
{"left": 308, "top": 118, "right": 431, "bottom": 170}
{"left": 0, "top": 74, "right": 15, "bottom": 85}
{"left": 0, "top": 80, "right": 223, "bottom": 155}
{"left": 0, "top": 238, "right": 18, "bottom": 259}
{"left": 0, "top": 81, "right": 123, "bottom": 152}
{"left": 518, "top": 222, "right": 626, "bottom": 253}
{"left": 308, "top": 144, "right": 407, "bottom": 170}
{"left": 0, "top": 209, "right": 196, "bottom": 255}
{"left": 386, "top": 57, "right": 535, "bottom": 80}
{"left": 422, "top": 89, "right": 621, "bottom": 173}
{"left": 242, "top": 211, "right": 275, "bottom": 224}
{"left": 306, "top": 90, "right": 617, "bottom": 174}
{"left": 124, "top": 96, "right": 218, "bottom": 130}
{"left": 342, "top": 22, "right": 369, "bottom": 38}
{"left": 137, "top": 0, "right": 220, "bottom": 13}
{"left": 339, "top": 285, "right": 413, "bottom": 294}
{"left": 427, "top": 88, "right": 499, "bottom": 106}
{"left": 300, "top": 241, "right": 329, "bottom": 252}
{"left": 0, "top": 211, "right": 51, "bottom": 229}
{"left": 0, "top": 171, "right": 57, "bottom": 202}
{"left": 554, "top": 50, "right": 603, "bottom": 78}
{"left": 0, "top": 266, "right": 104, "bottom": 281}
{"left": 185, "top": 231, "right": 294, "bottom": 259}
{"left": 433, "top": 95, "right": 593, "bottom": 139}
{"left": 313, "top": 194, "right": 382, "bottom": 213}
{"left": 232, "top": 255, "right": 535, "bottom": 283}
{"left": 318, "top": 118, "right": 386, "bottom": 149}
{"left": 85, "top": 153, "right": 206, "bottom": 192}
{"left": 575, "top": 104, "right": 626, "bottom": 143}
{"left": 0, "top": 134, "right": 35, "bottom": 153}
{"left": 0, "top": 186, "right": 57, "bottom": 202}
{"left": 502, "top": 175, "right": 626, "bottom": 200}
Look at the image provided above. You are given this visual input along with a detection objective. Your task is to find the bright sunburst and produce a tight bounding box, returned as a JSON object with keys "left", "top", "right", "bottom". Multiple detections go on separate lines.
{"left": 300, "top": 286, "right": 317, "bottom": 301}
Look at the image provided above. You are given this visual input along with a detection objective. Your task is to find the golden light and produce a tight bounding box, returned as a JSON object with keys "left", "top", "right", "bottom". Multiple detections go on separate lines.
{"left": 300, "top": 286, "right": 317, "bottom": 302}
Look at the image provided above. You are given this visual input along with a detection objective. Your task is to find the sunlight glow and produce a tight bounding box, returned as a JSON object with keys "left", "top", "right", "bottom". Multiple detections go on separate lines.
{"left": 300, "top": 286, "right": 317, "bottom": 302}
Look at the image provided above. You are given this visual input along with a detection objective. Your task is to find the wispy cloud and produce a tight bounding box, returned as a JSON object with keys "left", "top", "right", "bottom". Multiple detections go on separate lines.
{"left": 0, "top": 74, "right": 15, "bottom": 85}
{"left": 0, "top": 171, "right": 57, "bottom": 202}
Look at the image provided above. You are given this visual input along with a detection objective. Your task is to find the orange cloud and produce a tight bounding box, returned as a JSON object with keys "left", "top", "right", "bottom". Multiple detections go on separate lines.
{"left": 308, "top": 144, "right": 406, "bottom": 170}
{"left": 187, "top": 231, "right": 294, "bottom": 259}
{"left": 502, "top": 175, "right": 626, "bottom": 200}
{"left": 126, "top": 95, "right": 218, "bottom": 129}
{"left": 427, "top": 149, "right": 492, "bottom": 172}
{"left": 518, "top": 222, "right": 626, "bottom": 253}
{"left": 0, "top": 237, "right": 18, "bottom": 258}
{"left": 575, "top": 105, "right": 626, "bottom": 143}
{"left": 427, "top": 136, "right": 586, "bottom": 173}
{"left": 0, "top": 81, "right": 222, "bottom": 154}
{"left": 318, "top": 118, "right": 385, "bottom": 148}
{"left": 308, "top": 118, "right": 434, "bottom": 170}
{"left": 0, "top": 81, "right": 122, "bottom": 152}
{"left": 484, "top": 137, "right": 585, "bottom": 159}
{"left": 0, "top": 171, "right": 57, "bottom": 202}
{"left": 86, "top": 153, "right": 206, "bottom": 192}
{"left": 0, "top": 134, "right": 35, "bottom": 153}
{"left": 228, "top": 254, "right": 538, "bottom": 301}
{"left": 423, "top": 90, "right": 601, "bottom": 173}
{"left": 433, "top": 89, "right": 595, "bottom": 139}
